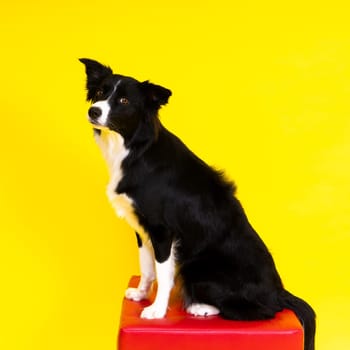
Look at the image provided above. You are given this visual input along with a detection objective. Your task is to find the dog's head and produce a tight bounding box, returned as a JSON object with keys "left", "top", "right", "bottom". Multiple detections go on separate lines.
{"left": 79, "top": 58, "right": 171, "bottom": 143}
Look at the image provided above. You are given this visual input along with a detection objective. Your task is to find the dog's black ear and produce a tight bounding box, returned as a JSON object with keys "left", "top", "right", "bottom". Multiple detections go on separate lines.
{"left": 79, "top": 58, "right": 113, "bottom": 101}
{"left": 140, "top": 81, "right": 172, "bottom": 108}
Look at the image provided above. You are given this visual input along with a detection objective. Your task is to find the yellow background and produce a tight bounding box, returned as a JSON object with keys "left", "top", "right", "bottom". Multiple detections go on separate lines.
{"left": 1, "top": 1, "right": 349, "bottom": 349}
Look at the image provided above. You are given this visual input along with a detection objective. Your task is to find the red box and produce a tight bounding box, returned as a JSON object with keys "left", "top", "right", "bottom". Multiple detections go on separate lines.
{"left": 118, "top": 276, "right": 303, "bottom": 350}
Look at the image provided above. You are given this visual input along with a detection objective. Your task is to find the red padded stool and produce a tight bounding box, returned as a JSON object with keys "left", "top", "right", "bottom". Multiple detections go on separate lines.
{"left": 118, "top": 276, "right": 303, "bottom": 350}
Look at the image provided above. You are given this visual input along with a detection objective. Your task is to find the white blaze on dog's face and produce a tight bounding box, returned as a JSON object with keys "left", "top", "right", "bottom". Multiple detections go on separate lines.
{"left": 88, "top": 80, "right": 122, "bottom": 128}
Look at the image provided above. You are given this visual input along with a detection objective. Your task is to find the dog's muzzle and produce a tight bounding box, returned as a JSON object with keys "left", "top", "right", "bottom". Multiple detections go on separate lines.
{"left": 88, "top": 106, "right": 102, "bottom": 121}
{"left": 87, "top": 100, "right": 110, "bottom": 127}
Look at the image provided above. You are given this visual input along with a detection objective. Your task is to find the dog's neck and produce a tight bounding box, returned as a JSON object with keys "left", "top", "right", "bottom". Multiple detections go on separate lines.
{"left": 94, "top": 129, "right": 129, "bottom": 177}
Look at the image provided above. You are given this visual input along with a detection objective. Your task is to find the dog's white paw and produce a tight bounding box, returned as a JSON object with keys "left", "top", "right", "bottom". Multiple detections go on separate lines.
{"left": 186, "top": 303, "right": 220, "bottom": 317}
{"left": 125, "top": 288, "right": 149, "bottom": 302}
{"left": 141, "top": 304, "right": 167, "bottom": 319}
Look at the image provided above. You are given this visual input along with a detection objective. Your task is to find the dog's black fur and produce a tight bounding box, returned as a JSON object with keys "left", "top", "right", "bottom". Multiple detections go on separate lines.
{"left": 80, "top": 59, "right": 315, "bottom": 350}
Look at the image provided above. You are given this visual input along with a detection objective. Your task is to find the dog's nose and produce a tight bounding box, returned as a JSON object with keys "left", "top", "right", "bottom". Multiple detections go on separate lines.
{"left": 88, "top": 106, "right": 102, "bottom": 120}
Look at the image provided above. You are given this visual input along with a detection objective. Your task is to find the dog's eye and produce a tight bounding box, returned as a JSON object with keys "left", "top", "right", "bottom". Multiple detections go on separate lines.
{"left": 95, "top": 89, "right": 103, "bottom": 98}
{"left": 119, "top": 97, "right": 129, "bottom": 105}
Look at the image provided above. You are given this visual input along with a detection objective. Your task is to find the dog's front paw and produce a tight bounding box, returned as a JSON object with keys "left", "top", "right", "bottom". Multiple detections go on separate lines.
{"left": 125, "top": 288, "right": 149, "bottom": 302}
{"left": 140, "top": 304, "right": 167, "bottom": 319}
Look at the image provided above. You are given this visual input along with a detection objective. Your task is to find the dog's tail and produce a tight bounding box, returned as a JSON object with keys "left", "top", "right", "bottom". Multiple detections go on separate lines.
{"left": 279, "top": 289, "right": 316, "bottom": 350}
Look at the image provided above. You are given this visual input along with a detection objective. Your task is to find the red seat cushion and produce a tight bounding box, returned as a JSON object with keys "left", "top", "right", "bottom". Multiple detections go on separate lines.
{"left": 118, "top": 276, "right": 303, "bottom": 350}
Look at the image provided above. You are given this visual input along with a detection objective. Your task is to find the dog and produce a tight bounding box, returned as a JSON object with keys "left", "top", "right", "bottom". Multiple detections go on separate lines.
{"left": 80, "top": 58, "right": 315, "bottom": 350}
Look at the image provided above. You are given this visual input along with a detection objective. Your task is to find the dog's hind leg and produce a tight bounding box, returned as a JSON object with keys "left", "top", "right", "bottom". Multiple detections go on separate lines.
{"left": 186, "top": 303, "right": 220, "bottom": 317}
{"left": 125, "top": 232, "right": 156, "bottom": 301}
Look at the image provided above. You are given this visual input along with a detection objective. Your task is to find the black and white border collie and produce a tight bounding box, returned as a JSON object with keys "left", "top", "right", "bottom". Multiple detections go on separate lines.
{"left": 80, "top": 59, "right": 315, "bottom": 350}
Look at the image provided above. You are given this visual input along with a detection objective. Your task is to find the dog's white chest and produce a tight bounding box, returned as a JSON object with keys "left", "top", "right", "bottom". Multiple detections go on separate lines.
{"left": 95, "top": 130, "right": 146, "bottom": 235}
{"left": 108, "top": 191, "right": 146, "bottom": 235}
